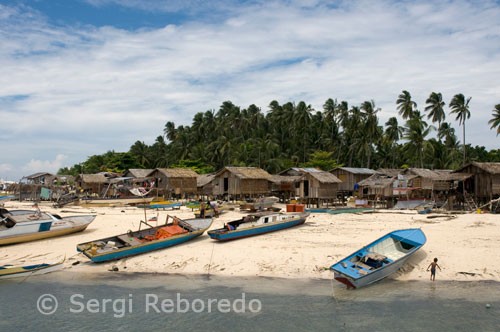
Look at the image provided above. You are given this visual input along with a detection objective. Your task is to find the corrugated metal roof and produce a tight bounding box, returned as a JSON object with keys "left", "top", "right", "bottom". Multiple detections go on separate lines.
{"left": 332, "top": 167, "right": 377, "bottom": 175}
{"left": 292, "top": 167, "right": 322, "bottom": 173}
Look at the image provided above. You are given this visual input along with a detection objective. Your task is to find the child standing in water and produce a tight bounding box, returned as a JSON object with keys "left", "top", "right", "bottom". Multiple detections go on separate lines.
{"left": 427, "top": 258, "right": 441, "bottom": 281}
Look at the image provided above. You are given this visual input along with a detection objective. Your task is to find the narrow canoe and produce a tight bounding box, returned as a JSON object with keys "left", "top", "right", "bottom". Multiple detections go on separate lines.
{"left": 77, "top": 216, "right": 213, "bottom": 262}
{"left": 0, "top": 258, "right": 64, "bottom": 280}
{"left": 208, "top": 211, "right": 308, "bottom": 241}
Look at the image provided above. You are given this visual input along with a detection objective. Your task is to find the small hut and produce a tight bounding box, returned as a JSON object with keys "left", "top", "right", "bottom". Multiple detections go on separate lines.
{"left": 24, "top": 172, "right": 55, "bottom": 186}
{"left": 147, "top": 168, "right": 198, "bottom": 198}
{"left": 279, "top": 168, "right": 341, "bottom": 201}
{"left": 75, "top": 174, "right": 109, "bottom": 195}
{"left": 123, "top": 169, "right": 154, "bottom": 179}
{"left": 211, "top": 167, "right": 272, "bottom": 199}
{"left": 330, "top": 167, "right": 377, "bottom": 195}
{"left": 197, "top": 173, "right": 216, "bottom": 197}
{"left": 453, "top": 162, "right": 500, "bottom": 202}
{"left": 269, "top": 175, "right": 302, "bottom": 200}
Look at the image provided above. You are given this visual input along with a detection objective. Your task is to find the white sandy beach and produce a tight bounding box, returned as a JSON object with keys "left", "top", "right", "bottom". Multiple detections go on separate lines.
{"left": 1, "top": 201, "right": 499, "bottom": 282}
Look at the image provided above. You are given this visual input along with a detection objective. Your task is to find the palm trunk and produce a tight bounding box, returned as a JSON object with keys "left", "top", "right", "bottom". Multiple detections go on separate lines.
{"left": 462, "top": 122, "right": 466, "bottom": 166}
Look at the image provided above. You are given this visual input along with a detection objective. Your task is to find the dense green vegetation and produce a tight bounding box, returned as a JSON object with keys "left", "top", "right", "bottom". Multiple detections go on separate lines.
{"left": 58, "top": 92, "right": 500, "bottom": 176}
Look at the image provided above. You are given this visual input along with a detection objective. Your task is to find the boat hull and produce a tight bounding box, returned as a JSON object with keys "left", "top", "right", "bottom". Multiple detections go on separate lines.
{"left": 333, "top": 255, "right": 409, "bottom": 289}
{"left": 0, "top": 214, "right": 95, "bottom": 245}
{"left": 85, "top": 232, "right": 204, "bottom": 263}
{"left": 79, "top": 197, "right": 154, "bottom": 207}
{"left": 77, "top": 218, "right": 213, "bottom": 263}
{"left": 208, "top": 216, "right": 306, "bottom": 241}
{"left": 0, "top": 261, "right": 64, "bottom": 279}
{"left": 330, "top": 228, "right": 426, "bottom": 289}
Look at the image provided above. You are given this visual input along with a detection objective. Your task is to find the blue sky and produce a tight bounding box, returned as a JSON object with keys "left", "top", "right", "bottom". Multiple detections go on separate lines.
{"left": 1, "top": 0, "right": 500, "bottom": 180}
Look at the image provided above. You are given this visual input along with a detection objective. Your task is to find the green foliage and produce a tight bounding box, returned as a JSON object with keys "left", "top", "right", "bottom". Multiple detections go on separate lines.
{"left": 171, "top": 159, "right": 216, "bottom": 174}
{"left": 58, "top": 94, "right": 499, "bottom": 175}
{"left": 300, "top": 151, "right": 342, "bottom": 171}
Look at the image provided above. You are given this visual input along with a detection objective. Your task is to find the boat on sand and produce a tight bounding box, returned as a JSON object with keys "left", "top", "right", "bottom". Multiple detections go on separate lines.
{"left": 330, "top": 228, "right": 426, "bottom": 289}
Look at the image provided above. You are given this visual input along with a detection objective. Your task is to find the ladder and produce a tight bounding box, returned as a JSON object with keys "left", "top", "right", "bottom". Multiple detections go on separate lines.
{"left": 464, "top": 192, "right": 478, "bottom": 211}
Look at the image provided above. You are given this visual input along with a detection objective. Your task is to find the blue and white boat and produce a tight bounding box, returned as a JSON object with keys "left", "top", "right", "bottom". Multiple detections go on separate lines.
{"left": 77, "top": 215, "right": 213, "bottom": 262}
{"left": 330, "top": 229, "right": 426, "bottom": 289}
{"left": 207, "top": 211, "right": 309, "bottom": 241}
{"left": 0, "top": 208, "right": 95, "bottom": 245}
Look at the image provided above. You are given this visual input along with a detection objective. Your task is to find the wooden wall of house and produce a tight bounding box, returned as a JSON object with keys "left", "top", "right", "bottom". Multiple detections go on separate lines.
{"left": 460, "top": 165, "right": 500, "bottom": 198}
{"left": 332, "top": 170, "right": 371, "bottom": 192}
{"left": 212, "top": 171, "right": 269, "bottom": 196}
{"left": 240, "top": 179, "right": 269, "bottom": 195}
{"left": 297, "top": 175, "right": 337, "bottom": 198}
{"left": 150, "top": 170, "right": 197, "bottom": 195}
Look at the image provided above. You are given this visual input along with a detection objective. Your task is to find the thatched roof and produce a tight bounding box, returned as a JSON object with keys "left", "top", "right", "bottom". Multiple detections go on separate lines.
{"left": 404, "top": 168, "right": 443, "bottom": 179}
{"left": 358, "top": 174, "right": 395, "bottom": 188}
{"left": 455, "top": 162, "right": 500, "bottom": 175}
{"left": 125, "top": 169, "right": 154, "bottom": 178}
{"left": 269, "top": 175, "right": 302, "bottom": 184}
{"left": 197, "top": 173, "right": 215, "bottom": 187}
{"left": 151, "top": 168, "right": 199, "bottom": 178}
{"left": 308, "top": 171, "right": 342, "bottom": 184}
{"left": 76, "top": 174, "right": 109, "bottom": 183}
{"left": 437, "top": 172, "right": 473, "bottom": 182}
{"left": 377, "top": 168, "right": 403, "bottom": 177}
{"left": 330, "top": 167, "right": 377, "bottom": 175}
{"left": 216, "top": 167, "right": 272, "bottom": 180}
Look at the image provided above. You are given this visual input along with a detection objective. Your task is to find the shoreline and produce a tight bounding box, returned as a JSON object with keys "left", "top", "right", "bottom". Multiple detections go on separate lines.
{"left": 1, "top": 201, "right": 499, "bottom": 283}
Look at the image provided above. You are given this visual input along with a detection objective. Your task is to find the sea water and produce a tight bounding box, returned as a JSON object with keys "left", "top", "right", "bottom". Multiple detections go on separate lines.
{"left": 0, "top": 273, "right": 498, "bottom": 331}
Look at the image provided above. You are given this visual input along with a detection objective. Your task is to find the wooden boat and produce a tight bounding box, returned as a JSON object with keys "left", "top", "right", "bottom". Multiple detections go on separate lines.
{"left": 305, "top": 208, "right": 330, "bottom": 213}
{"left": 0, "top": 258, "right": 64, "bottom": 279}
{"left": 240, "top": 197, "right": 279, "bottom": 211}
{"left": 327, "top": 207, "right": 373, "bottom": 214}
{"left": 77, "top": 215, "right": 213, "bottom": 262}
{"left": 0, "top": 208, "right": 95, "bottom": 245}
{"left": 78, "top": 196, "right": 154, "bottom": 207}
{"left": 207, "top": 211, "right": 309, "bottom": 241}
{"left": 330, "top": 229, "right": 426, "bottom": 289}
{"left": 136, "top": 201, "right": 182, "bottom": 209}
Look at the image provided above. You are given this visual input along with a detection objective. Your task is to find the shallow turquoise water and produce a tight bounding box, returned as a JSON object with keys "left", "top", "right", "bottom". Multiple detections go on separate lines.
{"left": 0, "top": 273, "right": 498, "bottom": 331}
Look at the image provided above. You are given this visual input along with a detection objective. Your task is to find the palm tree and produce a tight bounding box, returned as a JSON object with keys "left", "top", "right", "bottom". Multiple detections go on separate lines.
{"left": 396, "top": 90, "right": 417, "bottom": 120}
{"left": 385, "top": 117, "right": 404, "bottom": 167}
{"left": 425, "top": 92, "right": 446, "bottom": 140}
{"left": 360, "top": 100, "right": 380, "bottom": 168}
{"left": 488, "top": 104, "right": 500, "bottom": 136}
{"left": 449, "top": 93, "right": 471, "bottom": 165}
{"left": 404, "top": 111, "right": 432, "bottom": 168}
{"left": 293, "top": 101, "right": 313, "bottom": 162}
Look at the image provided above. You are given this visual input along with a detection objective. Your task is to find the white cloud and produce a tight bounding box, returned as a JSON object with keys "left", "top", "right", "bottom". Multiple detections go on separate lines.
{"left": 0, "top": 0, "right": 500, "bottom": 180}
{"left": 0, "top": 164, "right": 13, "bottom": 172}
{"left": 22, "top": 154, "right": 67, "bottom": 174}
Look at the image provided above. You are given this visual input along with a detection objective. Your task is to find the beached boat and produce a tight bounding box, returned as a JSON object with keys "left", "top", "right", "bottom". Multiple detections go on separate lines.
{"left": 77, "top": 215, "right": 213, "bottom": 262}
{"left": 240, "top": 197, "right": 279, "bottom": 211}
{"left": 78, "top": 196, "right": 154, "bottom": 207}
{"left": 136, "top": 201, "right": 182, "bottom": 209}
{"left": 0, "top": 208, "right": 95, "bottom": 245}
{"left": 327, "top": 207, "right": 373, "bottom": 214}
{"left": 330, "top": 228, "right": 426, "bottom": 289}
{"left": 207, "top": 211, "right": 309, "bottom": 241}
{"left": 0, "top": 258, "right": 64, "bottom": 280}
{"left": 305, "top": 208, "right": 330, "bottom": 213}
